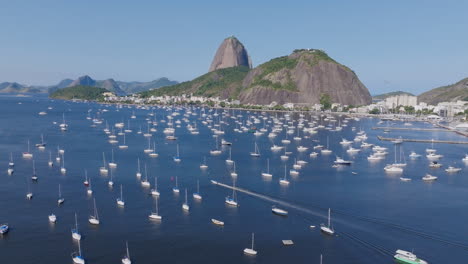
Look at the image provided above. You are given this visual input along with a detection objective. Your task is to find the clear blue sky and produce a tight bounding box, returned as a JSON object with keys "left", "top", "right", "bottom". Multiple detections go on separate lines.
{"left": 1, "top": 0, "right": 467, "bottom": 94}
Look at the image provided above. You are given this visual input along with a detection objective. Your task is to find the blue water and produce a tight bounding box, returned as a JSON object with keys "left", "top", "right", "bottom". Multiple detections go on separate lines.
{"left": 0, "top": 94, "right": 467, "bottom": 264}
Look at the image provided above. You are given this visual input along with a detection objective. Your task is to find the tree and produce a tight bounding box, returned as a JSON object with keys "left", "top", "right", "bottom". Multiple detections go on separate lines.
{"left": 369, "top": 108, "right": 380, "bottom": 115}
{"left": 320, "top": 93, "right": 332, "bottom": 110}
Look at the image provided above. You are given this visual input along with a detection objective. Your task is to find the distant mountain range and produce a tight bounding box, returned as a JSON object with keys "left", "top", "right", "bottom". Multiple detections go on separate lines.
{"left": 0, "top": 76, "right": 178, "bottom": 95}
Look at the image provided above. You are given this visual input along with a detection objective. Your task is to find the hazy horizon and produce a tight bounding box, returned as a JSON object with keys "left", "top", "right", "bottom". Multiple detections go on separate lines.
{"left": 1, "top": 0, "right": 467, "bottom": 95}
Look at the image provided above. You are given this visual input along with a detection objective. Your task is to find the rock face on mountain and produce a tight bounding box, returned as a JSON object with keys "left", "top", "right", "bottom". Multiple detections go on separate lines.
{"left": 209, "top": 36, "right": 251, "bottom": 72}
{"left": 69, "top": 75, "right": 96, "bottom": 87}
{"left": 238, "top": 49, "right": 371, "bottom": 106}
{"left": 97, "top": 79, "right": 126, "bottom": 95}
{"left": 418, "top": 77, "right": 468, "bottom": 105}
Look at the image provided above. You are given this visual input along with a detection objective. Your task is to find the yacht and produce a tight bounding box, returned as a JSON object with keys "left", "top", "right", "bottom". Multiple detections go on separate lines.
{"left": 270, "top": 145, "right": 283, "bottom": 151}
{"left": 400, "top": 177, "right": 412, "bottom": 182}
{"left": 151, "top": 177, "right": 160, "bottom": 196}
{"left": 225, "top": 181, "right": 238, "bottom": 206}
{"left": 149, "top": 197, "right": 162, "bottom": 220}
{"left": 211, "top": 219, "right": 224, "bottom": 226}
{"left": 193, "top": 180, "right": 202, "bottom": 200}
{"left": 48, "top": 214, "right": 57, "bottom": 223}
{"left": 121, "top": 241, "right": 131, "bottom": 264}
{"left": 334, "top": 157, "right": 352, "bottom": 165}
{"left": 409, "top": 151, "right": 421, "bottom": 158}
{"left": 182, "top": 189, "right": 190, "bottom": 211}
{"left": 72, "top": 240, "right": 85, "bottom": 264}
{"left": 89, "top": 198, "right": 100, "bottom": 225}
{"left": 250, "top": 142, "right": 260, "bottom": 157}
{"left": 429, "top": 161, "right": 442, "bottom": 168}
{"left": 172, "top": 176, "right": 180, "bottom": 193}
{"left": 116, "top": 185, "right": 125, "bottom": 206}
{"left": 384, "top": 165, "right": 403, "bottom": 173}
{"left": 261, "top": 159, "right": 272, "bottom": 177}
{"left": 394, "top": 249, "right": 428, "bottom": 264}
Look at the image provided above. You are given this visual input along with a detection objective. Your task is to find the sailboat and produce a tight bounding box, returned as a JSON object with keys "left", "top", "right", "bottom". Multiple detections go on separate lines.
{"left": 225, "top": 181, "right": 238, "bottom": 206}
{"left": 151, "top": 177, "right": 160, "bottom": 196}
{"left": 279, "top": 165, "right": 290, "bottom": 185}
{"left": 87, "top": 174, "right": 93, "bottom": 195}
{"left": 149, "top": 142, "right": 159, "bottom": 157}
{"left": 225, "top": 148, "right": 234, "bottom": 164}
{"left": 71, "top": 213, "right": 82, "bottom": 240}
{"left": 48, "top": 151, "right": 53, "bottom": 167}
{"left": 8, "top": 152, "right": 14, "bottom": 167}
{"left": 109, "top": 149, "right": 117, "bottom": 168}
{"left": 22, "top": 140, "right": 33, "bottom": 158}
{"left": 144, "top": 137, "right": 152, "bottom": 153}
{"left": 58, "top": 184, "right": 65, "bottom": 205}
{"left": 60, "top": 113, "right": 68, "bottom": 131}
{"left": 243, "top": 233, "right": 258, "bottom": 255}
{"left": 26, "top": 178, "right": 33, "bottom": 199}
{"left": 250, "top": 142, "right": 260, "bottom": 157}
{"left": 108, "top": 168, "right": 114, "bottom": 187}
{"left": 149, "top": 197, "right": 162, "bottom": 220}
{"left": 320, "top": 208, "right": 335, "bottom": 235}
{"left": 119, "top": 133, "right": 128, "bottom": 149}
{"left": 261, "top": 159, "right": 272, "bottom": 177}
{"left": 117, "top": 184, "right": 125, "bottom": 206}
{"left": 141, "top": 164, "right": 150, "bottom": 187}
{"left": 193, "top": 180, "right": 202, "bottom": 200}
{"left": 31, "top": 160, "right": 38, "bottom": 181}
{"left": 172, "top": 176, "right": 180, "bottom": 193}
{"left": 89, "top": 198, "right": 100, "bottom": 225}
{"left": 36, "top": 134, "right": 46, "bottom": 149}
{"left": 231, "top": 161, "right": 238, "bottom": 177}
{"left": 136, "top": 158, "right": 142, "bottom": 178}
{"left": 72, "top": 239, "right": 85, "bottom": 264}
{"left": 83, "top": 170, "right": 89, "bottom": 186}
{"left": 60, "top": 153, "right": 66, "bottom": 174}
{"left": 173, "top": 144, "right": 181, "bottom": 162}
{"left": 56, "top": 146, "right": 61, "bottom": 162}
{"left": 321, "top": 137, "right": 332, "bottom": 154}
{"left": 100, "top": 152, "right": 108, "bottom": 174}
{"left": 48, "top": 213, "right": 57, "bottom": 223}
{"left": 182, "top": 189, "right": 190, "bottom": 211}
{"left": 200, "top": 156, "right": 208, "bottom": 169}
{"left": 121, "top": 241, "right": 131, "bottom": 264}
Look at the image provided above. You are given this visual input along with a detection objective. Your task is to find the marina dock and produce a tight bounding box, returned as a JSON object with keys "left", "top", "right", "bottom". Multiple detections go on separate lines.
{"left": 372, "top": 127, "right": 447, "bottom": 132}
{"left": 377, "top": 136, "right": 468, "bottom": 144}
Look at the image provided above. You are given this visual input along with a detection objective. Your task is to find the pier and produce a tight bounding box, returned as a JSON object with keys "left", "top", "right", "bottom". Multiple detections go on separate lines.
{"left": 377, "top": 136, "right": 468, "bottom": 144}
{"left": 372, "top": 127, "right": 447, "bottom": 132}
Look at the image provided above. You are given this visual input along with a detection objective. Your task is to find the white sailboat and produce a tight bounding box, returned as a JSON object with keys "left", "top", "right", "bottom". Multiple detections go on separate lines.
{"left": 225, "top": 180, "right": 238, "bottom": 206}
{"left": 22, "top": 140, "right": 33, "bottom": 158}
{"left": 119, "top": 133, "right": 128, "bottom": 149}
{"left": 182, "top": 188, "right": 190, "bottom": 211}
{"left": 109, "top": 149, "right": 117, "bottom": 168}
{"left": 71, "top": 212, "right": 82, "bottom": 240}
{"left": 250, "top": 142, "right": 260, "bottom": 157}
{"left": 108, "top": 168, "right": 114, "bottom": 187}
{"left": 200, "top": 156, "right": 208, "bottom": 169}
{"left": 261, "top": 159, "right": 272, "bottom": 177}
{"left": 117, "top": 184, "right": 125, "bottom": 206}
{"left": 58, "top": 184, "right": 65, "bottom": 205}
{"left": 320, "top": 208, "right": 335, "bottom": 235}
{"left": 60, "top": 153, "right": 67, "bottom": 174}
{"left": 231, "top": 161, "right": 238, "bottom": 177}
{"left": 172, "top": 176, "right": 180, "bottom": 193}
{"left": 149, "top": 197, "right": 162, "bottom": 220}
{"left": 136, "top": 158, "right": 142, "bottom": 178}
{"left": 141, "top": 164, "right": 150, "bottom": 187}
{"left": 226, "top": 148, "right": 234, "bottom": 164}
{"left": 193, "top": 180, "right": 202, "bottom": 200}
{"left": 72, "top": 239, "right": 85, "bottom": 264}
{"left": 173, "top": 144, "right": 181, "bottom": 162}
{"left": 48, "top": 151, "right": 53, "bottom": 167}
{"left": 151, "top": 177, "right": 160, "bottom": 196}
{"left": 89, "top": 198, "right": 100, "bottom": 225}
{"left": 149, "top": 142, "right": 159, "bottom": 157}
{"left": 243, "top": 233, "right": 257, "bottom": 255}
{"left": 321, "top": 137, "right": 332, "bottom": 154}
{"left": 87, "top": 176, "right": 93, "bottom": 195}
{"left": 31, "top": 160, "right": 38, "bottom": 181}
{"left": 48, "top": 213, "right": 57, "bottom": 223}
{"left": 121, "top": 241, "right": 131, "bottom": 264}
{"left": 279, "top": 165, "right": 290, "bottom": 185}
{"left": 100, "top": 152, "right": 108, "bottom": 174}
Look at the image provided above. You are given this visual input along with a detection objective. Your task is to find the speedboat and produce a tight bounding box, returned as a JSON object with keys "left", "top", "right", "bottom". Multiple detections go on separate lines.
{"left": 429, "top": 161, "right": 442, "bottom": 168}
{"left": 394, "top": 249, "right": 428, "bottom": 264}
{"left": 334, "top": 157, "right": 352, "bottom": 165}
{"left": 211, "top": 219, "right": 224, "bottom": 226}
{"left": 422, "top": 174, "right": 438, "bottom": 181}
{"left": 409, "top": 151, "right": 421, "bottom": 158}
{"left": 445, "top": 166, "right": 461, "bottom": 173}
{"left": 272, "top": 206, "right": 288, "bottom": 216}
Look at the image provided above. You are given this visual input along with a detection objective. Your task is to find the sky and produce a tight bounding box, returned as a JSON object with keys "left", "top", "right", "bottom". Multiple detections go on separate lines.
{"left": 1, "top": 0, "right": 467, "bottom": 95}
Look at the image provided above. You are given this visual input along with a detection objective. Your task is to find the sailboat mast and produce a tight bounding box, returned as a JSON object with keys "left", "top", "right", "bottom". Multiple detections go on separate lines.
{"left": 251, "top": 233, "right": 255, "bottom": 249}
{"left": 328, "top": 208, "right": 331, "bottom": 227}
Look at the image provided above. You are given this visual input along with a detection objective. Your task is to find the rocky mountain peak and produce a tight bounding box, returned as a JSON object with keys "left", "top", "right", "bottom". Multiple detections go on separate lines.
{"left": 209, "top": 36, "right": 251, "bottom": 72}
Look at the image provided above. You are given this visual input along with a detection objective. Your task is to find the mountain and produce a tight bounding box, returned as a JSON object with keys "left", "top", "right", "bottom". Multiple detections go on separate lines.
{"left": 50, "top": 85, "right": 109, "bottom": 100}
{"left": 141, "top": 66, "right": 250, "bottom": 99}
{"left": 209, "top": 36, "right": 251, "bottom": 72}
{"left": 238, "top": 49, "right": 371, "bottom": 105}
{"left": 69, "top": 75, "right": 96, "bottom": 87}
{"left": 143, "top": 48, "right": 371, "bottom": 106}
{"left": 117, "top": 77, "right": 179, "bottom": 94}
{"left": 0, "top": 82, "right": 43, "bottom": 93}
{"left": 418, "top": 77, "right": 468, "bottom": 105}
{"left": 56, "top": 79, "right": 74, "bottom": 89}
{"left": 373, "top": 91, "right": 415, "bottom": 100}
{"left": 96, "top": 79, "right": 126, "bottom": 96}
